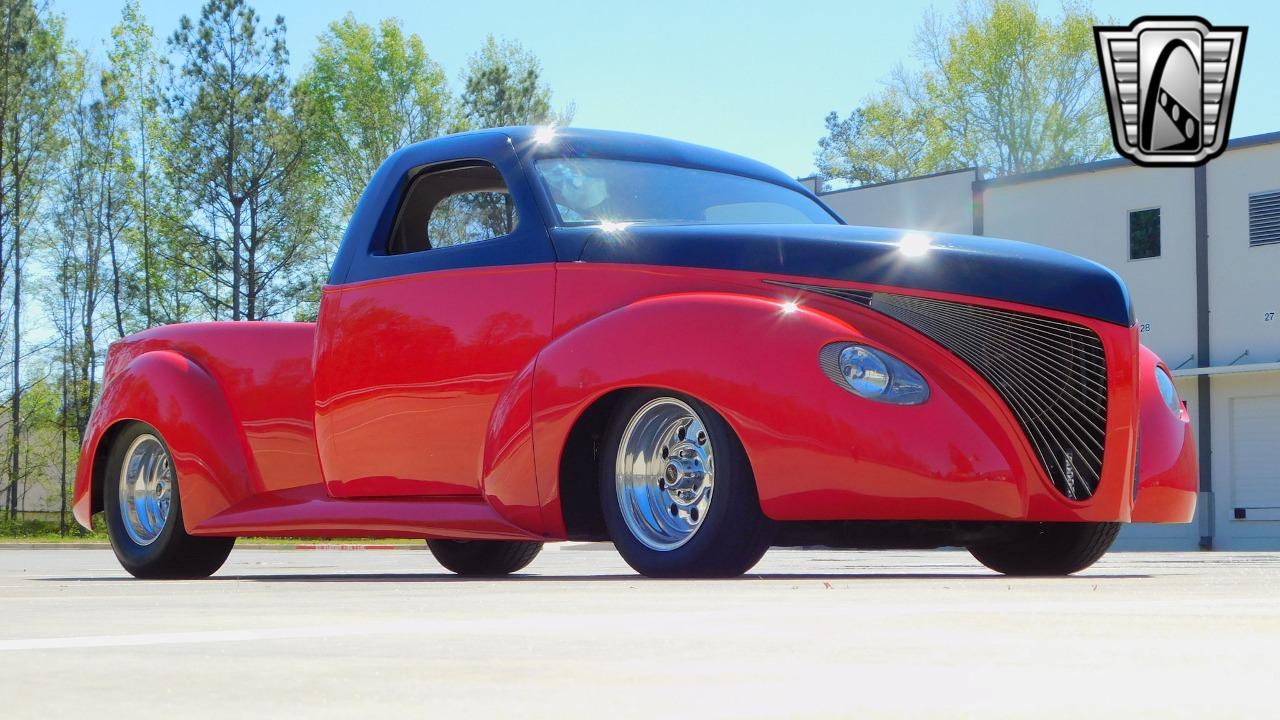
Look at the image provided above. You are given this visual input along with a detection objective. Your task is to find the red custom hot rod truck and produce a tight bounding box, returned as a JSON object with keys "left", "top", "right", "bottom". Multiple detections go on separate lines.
{"left": 74, "top": 127, "right": 1198, "bottom": 579}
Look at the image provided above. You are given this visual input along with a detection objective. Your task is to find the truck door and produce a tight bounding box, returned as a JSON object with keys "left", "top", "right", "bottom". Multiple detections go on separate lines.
{"left": 314, "top": 137, "right": 554, "bottom": 498}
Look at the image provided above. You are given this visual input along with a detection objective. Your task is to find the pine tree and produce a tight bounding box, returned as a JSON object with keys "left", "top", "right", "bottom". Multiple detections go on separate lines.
{"left": 165, "top": 0, "right": 320, "bottom": 321}
{"left": 1, "top": 0, "right": 69, "bottom": 518}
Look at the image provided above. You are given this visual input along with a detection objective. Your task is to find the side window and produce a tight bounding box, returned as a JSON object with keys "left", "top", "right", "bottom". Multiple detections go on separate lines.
{"left": 1129, "top": 208, "right": 1160, "bottom": 260}
{"left": 387, "top": 163, "right": 518, "bottom": 255}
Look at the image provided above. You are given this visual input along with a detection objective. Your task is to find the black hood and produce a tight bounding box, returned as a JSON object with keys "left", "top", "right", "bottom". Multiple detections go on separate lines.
{"left": 553, "top": 224, "right": 1133, "bottom": 326}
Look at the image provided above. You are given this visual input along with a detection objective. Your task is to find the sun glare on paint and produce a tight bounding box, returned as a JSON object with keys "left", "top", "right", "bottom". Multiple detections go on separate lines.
{"left": 899, "top": 233, "right": 932, "bottom": 258}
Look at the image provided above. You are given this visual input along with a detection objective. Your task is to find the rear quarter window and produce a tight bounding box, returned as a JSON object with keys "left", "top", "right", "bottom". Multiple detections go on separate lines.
{"left": 388, "top": 163, "right": 518, "bottom": 254}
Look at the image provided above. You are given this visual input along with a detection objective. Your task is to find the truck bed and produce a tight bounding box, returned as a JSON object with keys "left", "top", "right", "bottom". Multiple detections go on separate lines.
{"left": 103, "top": 321, "right": 323, "bottom": 495}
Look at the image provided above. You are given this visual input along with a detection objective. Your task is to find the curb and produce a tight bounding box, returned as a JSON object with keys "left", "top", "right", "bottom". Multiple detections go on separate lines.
{"left": 288, "top": 544, "right": 429, "bottom": 551}
{"left": 0, "top": 542, "right": 430, "bottom": 551}
{"left": 0, "top": 540, "right": 618, "bottom": 551}
{"left": 561, "top": 542, "right": 616, "bottom": 551}
{"left": 0, "top": 543, "right": 111, "bottom": 550}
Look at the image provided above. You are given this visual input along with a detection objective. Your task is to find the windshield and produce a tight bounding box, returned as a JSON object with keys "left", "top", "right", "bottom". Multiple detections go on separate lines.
{"left": 535, "top": 158, "right": 839, "bottom": 227}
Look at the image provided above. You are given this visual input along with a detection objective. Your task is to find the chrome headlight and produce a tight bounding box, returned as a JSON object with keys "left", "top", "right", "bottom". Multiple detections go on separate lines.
{"left": 1154, "top": 365, "right": 1181, "bottom": 417}
{"left": 820, "top": 343, "right": 929, "bottom": 405}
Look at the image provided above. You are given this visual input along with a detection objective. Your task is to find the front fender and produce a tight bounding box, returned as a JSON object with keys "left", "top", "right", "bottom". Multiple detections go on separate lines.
{"left": 73, "top": 350, "right": 257, "bottom": 532}
{"left": 1132, "top": 345, "right": 1198, "bottom": 522}
{"left": 531, "top": 291, "right": 1056, "bottom": 536}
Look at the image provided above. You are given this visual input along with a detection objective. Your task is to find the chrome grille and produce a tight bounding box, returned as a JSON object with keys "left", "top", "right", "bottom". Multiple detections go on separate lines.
{"left": 867, "top": 293, "right": 1108, "bottom": 500}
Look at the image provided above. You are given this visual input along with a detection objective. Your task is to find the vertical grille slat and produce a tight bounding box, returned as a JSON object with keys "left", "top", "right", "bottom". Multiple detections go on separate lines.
{"left": 901, "top": 300, "right": 1111, "bottom": 394}
{"left": 868, "top": 293, "right": 1109, "bottom": 500}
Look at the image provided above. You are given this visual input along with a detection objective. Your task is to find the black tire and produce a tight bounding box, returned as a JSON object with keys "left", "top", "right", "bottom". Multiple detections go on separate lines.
{"left": 968, "top": 522, "right": 1121, "bottom": 576}
{"left": 427, "top": 539, "right": 543, "bottom": 576}
{"left": 600, "top": 390, "right": 773, "bottom": 578}
{"left": 103, "top": 422, "right": 235, "bottom": 579}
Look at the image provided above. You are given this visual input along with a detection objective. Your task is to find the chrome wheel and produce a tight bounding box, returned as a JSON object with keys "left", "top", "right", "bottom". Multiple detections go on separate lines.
{"left": 117, "top": 434, "right": 173, "bottom": 547}
{"left": 615, "top": 397, "right": 715, "bottom": 551}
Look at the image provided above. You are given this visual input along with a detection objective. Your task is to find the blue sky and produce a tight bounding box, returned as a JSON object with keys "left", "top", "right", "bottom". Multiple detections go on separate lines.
{"left": 55, "top": 0, "right": 1279, "bottom": 178}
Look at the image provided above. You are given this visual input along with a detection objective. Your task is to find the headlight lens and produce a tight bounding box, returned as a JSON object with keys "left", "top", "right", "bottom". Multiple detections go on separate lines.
{"left": 839, "top": 345, "right": 889, "bottom": 396}
{"left": 822, "top": 343, "right": 929, "bottom": 405}
{"left": 1155, "top": 365, "right": 1181, "bottom": 417}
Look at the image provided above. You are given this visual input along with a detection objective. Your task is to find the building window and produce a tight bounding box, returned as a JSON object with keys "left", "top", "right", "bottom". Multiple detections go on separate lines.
{"left": 1249, "top": 189, "right": 1280, "bottom": 246}
{"left": 1129, "top": 208, "right": 1161, "bottom": 260}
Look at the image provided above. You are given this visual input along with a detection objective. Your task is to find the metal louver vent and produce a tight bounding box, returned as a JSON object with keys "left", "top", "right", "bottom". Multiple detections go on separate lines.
{"left": 867, "top": 293, "right": 1109, "bottom": 500}
{"left": 1249, "top": 189, "right": 1280, "bottom": 247}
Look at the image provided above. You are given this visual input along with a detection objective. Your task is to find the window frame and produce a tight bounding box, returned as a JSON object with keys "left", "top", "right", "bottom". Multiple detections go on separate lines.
{"left": 1127, "top": 206, "right": 1162, "bottom": 261}
{"left": 385, "top": 161, "right": 521, "bottom": 256}
{"left": 530, "top": 156, "right": 843, "bottom": 229}
{"left": 335, "top": 132, "right": 556, "bottom": 285}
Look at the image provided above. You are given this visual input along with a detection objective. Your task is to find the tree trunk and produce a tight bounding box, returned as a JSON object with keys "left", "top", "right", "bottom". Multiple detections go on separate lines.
{"left": 140, "top": 112, "right": 153, "bottom": 327}
{"left": 0, "top": 8, "right": 11, "bottom": 521}
{"left": 108, "top": 213, "right": 125, "bottom": 336}
{"left": 227, "top": 37, "right": 241, "bottom": 323}
{"left": 246, "top": 192, "right": 258, "bottom": 320}
{"left": 59, "top": 261, "right": 70, "bottom": 536}
{"left": 8, "top": 137, "right": 21, "bottom": 520}
{"left": 79, "top": 251, "right": 97, "bottom": 439}
{"left": 232, "top": 199, "right": 243, "bottom": 320}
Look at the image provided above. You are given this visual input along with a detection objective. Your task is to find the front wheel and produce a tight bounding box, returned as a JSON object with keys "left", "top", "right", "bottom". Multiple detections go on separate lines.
{"left": 968, "top": 522, "right": 1120, "bottom": 576}
{"left": 427, "top": 540, "right": 543, "bottom": 576}
{"left": 600, "top": 390, "right": 773, "bottom": 578}
{"left": 103, "top": 422, "right": 235, "bottom": 579}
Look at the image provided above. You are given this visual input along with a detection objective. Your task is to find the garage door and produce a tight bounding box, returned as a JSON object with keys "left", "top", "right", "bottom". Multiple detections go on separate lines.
{"left": 1231, "top": 395, "right": 1280, "bottom": 519}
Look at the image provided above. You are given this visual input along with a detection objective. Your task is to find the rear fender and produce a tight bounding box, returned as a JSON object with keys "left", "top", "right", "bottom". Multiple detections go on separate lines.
{"left": 73, "top": 350, "right": 257, "bottom": 532}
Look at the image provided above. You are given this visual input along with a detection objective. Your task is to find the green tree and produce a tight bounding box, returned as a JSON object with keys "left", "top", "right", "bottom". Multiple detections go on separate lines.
{"left": 49, "top": 52, "right": 113, "bottom": 436}
{"left": 454, "top": 35, "right": 570, "bottom": 241}
{"left": 164, "top": 0, "right": 320, "bottom": 321}
{"left": 298, "top": 14, "right": 451, "bottom": 219}
{"left": 108, "top": 0, "right": 162, "bottom": 330}
{"left": 457, "top": 35, "right": 571, "bottom": 130}
{"left": 91, "top": 57, "right": 135, "bottom": 339}
{"left": 1, "top": 372, "right": 63, "bottom": 520}
{"left": 1, "top": 0, "right": 70, "bottom": 518}
{"left": 42, "top": 233, "right": 88, "bottom": 531}
{"left": 816, "top": 0, "right": 1109, "bottom": 183}
{"left": 817, "top": 86, "right": 955, "bottom": 185}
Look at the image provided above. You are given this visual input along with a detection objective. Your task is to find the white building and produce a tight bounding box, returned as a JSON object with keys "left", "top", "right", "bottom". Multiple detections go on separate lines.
{"left": 802, "top": 131, "right": 1280, "bottom": 550}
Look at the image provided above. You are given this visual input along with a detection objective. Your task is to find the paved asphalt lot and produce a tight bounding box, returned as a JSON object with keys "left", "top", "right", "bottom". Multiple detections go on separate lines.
{"left": 1, "top": 546, "right": 1277, "bottom": 718}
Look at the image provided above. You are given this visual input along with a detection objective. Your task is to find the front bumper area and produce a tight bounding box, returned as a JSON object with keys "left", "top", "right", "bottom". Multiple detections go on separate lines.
{"left": 750, "top": 281, "right": 1187, "bottom": 525}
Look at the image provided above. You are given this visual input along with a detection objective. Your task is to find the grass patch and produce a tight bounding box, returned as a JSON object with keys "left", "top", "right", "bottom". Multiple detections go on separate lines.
{"left": 0, "top": 517, "right": 105, "bottom": 542}
{"left": 0, "top": 516, "right": 424, "bottom": 546}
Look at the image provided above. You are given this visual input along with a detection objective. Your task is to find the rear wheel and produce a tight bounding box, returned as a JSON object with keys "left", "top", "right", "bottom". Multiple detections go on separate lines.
{"left": 427, "top": 540, "right": 543, "bottom": 576}
{"left": 103, "top": 422, "right": 235, "bottom": 579}
{"left": 968, "top": 522, "right": 1120, "bottom": 576}
{"left": 600, "top": 390, "right": 773, "bottom": 578}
